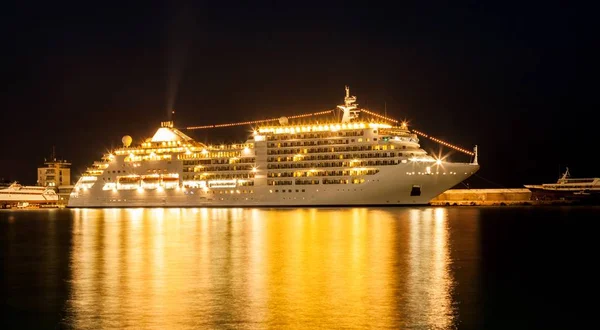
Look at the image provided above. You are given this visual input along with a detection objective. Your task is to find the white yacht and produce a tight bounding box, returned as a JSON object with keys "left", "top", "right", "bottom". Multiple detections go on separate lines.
{"left": 1, "top": 183, "right": 59, "bottom": 208}
{"left": 525, "top": 168, "right": 600, "bottom": 202}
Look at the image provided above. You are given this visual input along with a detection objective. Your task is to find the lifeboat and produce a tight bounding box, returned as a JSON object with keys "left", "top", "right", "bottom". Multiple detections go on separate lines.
{"left": 141, "top": 175, "right": 160, "bottom": 189}
{"left": 161, "top": 174, "right": 180, "bottom": 189}
{"left": 117, "top": 175, "right": 141, "bottom": 190}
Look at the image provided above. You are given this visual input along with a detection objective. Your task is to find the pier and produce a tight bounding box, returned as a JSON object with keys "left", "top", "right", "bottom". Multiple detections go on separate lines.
{"left": 431, "top": 188, "right": 544, "bottom": 206}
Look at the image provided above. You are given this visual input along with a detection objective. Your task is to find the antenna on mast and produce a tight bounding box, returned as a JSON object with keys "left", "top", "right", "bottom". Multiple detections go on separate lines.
{"left": 384, "top": 101, "right": 387, "bottom": 118}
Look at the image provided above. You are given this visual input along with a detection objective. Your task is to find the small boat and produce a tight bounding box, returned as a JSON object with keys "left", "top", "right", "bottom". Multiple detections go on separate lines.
{"left": 0, "top": 182, "right": 59, "bottom": 208}
{"left": 524, "top": 168, "right": 600, "bottom": 203}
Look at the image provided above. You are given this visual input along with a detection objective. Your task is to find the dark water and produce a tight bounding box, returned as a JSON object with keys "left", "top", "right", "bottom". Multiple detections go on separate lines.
{"left": 1, "top": 207, "right": 597, "bottom": 329}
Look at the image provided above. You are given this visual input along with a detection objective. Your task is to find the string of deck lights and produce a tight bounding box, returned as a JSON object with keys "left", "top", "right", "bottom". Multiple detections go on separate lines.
{"left": 185, "top": 110, "right": 335, "bottom": 130}
{"left": 359, "top": 109, "right": 399, "bottom": 123}
{"left": 287, "top": 109, "right": 334, "bottom": 119}
{"left": 184, "top": 108, "right": 473, "bottom": 156}
{"left": 412, "top": 129, "right": 474, "bottom": 156}
{"left": 186, "top": 118, "right": 276, "bottom": 130}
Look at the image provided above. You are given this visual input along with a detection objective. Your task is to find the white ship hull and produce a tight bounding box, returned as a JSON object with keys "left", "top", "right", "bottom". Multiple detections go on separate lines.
{"left": 68, "top": 162, "right": 478, "bottom": 207}
{"left": 0, "top": 195, "right": 58, "bottom": 203}
{"left": 1, "top": 183, "right": 59, "bottom": 206}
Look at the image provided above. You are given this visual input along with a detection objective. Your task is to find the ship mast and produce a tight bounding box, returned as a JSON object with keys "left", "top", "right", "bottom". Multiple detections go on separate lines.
{"left": 559, "top": 167, "right": 570, "bottom": 183}
{"left": 337, "top": 86, "right": 359, "bottom": 123}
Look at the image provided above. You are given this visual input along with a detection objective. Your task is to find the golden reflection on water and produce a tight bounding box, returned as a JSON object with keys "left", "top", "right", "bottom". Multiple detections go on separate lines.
{"left": 407, "top": 208, "right": 455, "bottom": 329}
{"left": 67, "top": 207, "right": 457, "bottom": 329}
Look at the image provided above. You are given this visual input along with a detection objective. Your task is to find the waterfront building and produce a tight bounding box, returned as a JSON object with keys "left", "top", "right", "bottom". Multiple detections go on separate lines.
{"left": 37, "top": 152, "right": 73, "bottom": 205}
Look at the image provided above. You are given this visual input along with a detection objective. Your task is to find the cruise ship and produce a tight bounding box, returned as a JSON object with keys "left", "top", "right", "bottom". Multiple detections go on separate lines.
{"left": 68, "top": 87, "right": 479, "bottom": 207}
{"left": 1, "top": 183, "right": 59, "bottom": 208}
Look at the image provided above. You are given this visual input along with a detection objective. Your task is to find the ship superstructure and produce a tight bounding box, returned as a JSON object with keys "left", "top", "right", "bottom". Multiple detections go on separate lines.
{"left": 68, "top": 87, "right": 479, "bottom": 207}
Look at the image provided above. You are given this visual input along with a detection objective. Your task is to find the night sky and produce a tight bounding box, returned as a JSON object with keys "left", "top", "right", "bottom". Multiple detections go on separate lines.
{"left": 1, "top": 1, "right": 589, "bottom": 188}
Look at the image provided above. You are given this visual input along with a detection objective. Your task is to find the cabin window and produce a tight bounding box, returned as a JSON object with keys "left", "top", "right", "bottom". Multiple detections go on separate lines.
{"left": 410, "top": 185, "right": 421, "bottom": 196}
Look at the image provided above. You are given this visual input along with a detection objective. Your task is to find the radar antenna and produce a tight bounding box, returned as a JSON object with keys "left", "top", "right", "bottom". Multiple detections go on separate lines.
{"left": 168, "top": 109, "right": 176, "bottom": 125}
